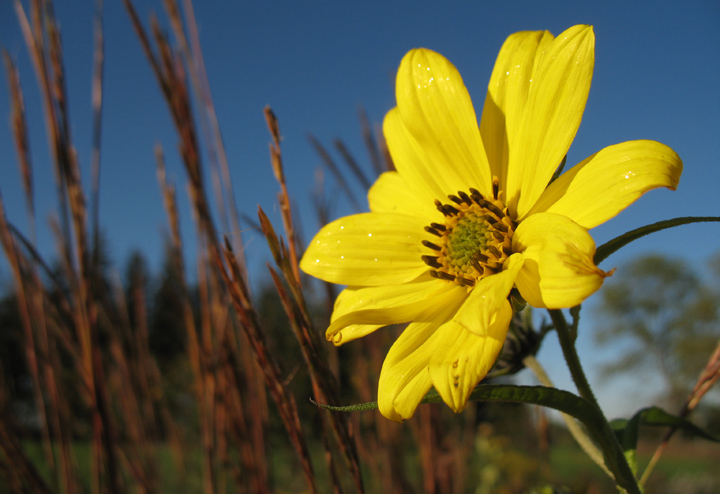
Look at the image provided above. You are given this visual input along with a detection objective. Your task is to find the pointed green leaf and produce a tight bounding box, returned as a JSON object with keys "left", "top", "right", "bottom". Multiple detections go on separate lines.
{"left": 611, "top": 406, "right": 719, "bottom": 476}
{"left": 594, "top": 217, "right": 720, "bottom": 265}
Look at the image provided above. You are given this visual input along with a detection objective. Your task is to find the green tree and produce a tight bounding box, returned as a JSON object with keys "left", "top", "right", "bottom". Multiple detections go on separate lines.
{"left": 149, "top": 244, "right": 189, "bottom": 367}
{"left": 593, "top": 253, "right": 720, "bottom": 407}
{"left": 124, "top": 250, "right": 150, "bottom": 332}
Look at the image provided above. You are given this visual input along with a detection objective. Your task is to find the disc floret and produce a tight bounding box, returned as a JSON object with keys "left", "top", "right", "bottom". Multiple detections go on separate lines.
{"left": 422, "top": 185, "right": 516, "bottom": 288}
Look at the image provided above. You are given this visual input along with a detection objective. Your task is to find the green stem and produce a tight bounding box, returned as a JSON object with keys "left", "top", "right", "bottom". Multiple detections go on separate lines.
{"left": 549, "top": 309, "right": 600, "bottom": 408}
{"left": 523, "top": 355, "right": 613, "bottom": 478}
{"left": 549, "top": 308, "right": 641, "bottom": 493}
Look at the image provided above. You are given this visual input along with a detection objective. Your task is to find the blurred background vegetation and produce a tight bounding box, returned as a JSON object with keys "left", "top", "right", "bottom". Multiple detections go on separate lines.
{"left": 0, "top": 1, "right": 718, "bottom": 493}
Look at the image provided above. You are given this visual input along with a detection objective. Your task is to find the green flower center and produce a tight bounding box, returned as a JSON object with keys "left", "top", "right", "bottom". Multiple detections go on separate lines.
{"left": 447, "top": 213, "right": 490, "bottom": 268}
{"left": 421, "top": 185, "right": 517, "bottom": 288}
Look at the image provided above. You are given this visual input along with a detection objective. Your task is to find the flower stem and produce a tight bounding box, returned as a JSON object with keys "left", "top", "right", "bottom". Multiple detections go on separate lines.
{"left": 549, "top": 309, "right": 642, "bottom": 494}
{"left": 549, "top": 309, "right": 599, "bottom": 408}
{"left": 523, "top": 355, "right": 612, "bottom": 478}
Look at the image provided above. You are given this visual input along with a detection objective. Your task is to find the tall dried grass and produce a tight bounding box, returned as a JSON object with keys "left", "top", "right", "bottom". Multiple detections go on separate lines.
{"left": 0, "top": 1, "right": 564, "bottom": 493}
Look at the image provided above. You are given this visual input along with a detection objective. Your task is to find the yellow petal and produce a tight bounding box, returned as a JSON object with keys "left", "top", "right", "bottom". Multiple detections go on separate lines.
{"left": 396, "top": 369, "right": 434, "bottom": 417}
{"left": 383, "top": 108, "right": 446, "bottom": 205}
{"left": 368, "top": 171, "right": 438, "bottom": 219}
{"left": 524, "top": 140, "right": 683, "bottom": 228}
{"left": 480, "top": 30, "right": 554, "bottom": 191}
{"left": 392, "top": 48, "right": 493, "bottom": 199}
{"left": 453, "top": 254, "right": 523, "bottom": 336}
{"left": 506, "top": 25, "right": 595, "bottom": 218}
{"left": 513, "top": 212, "right": 611, "bottom": 309}
{"left": 327, "top": 275, "right": 463, "bottom": 344}
{"left": 378, "top": 321, "right": 438, "bottom": 422}
{"left": 300, "top": 212, "right": 428, "bottom": 286}
{"left": 428, "top": 318, "right": 508, "bottom": 413}
{"left": 392, "top": 370, "right": 433, "bottom": 420}
{"left": 377, "top": 289, "right": 466, "bottom": 421}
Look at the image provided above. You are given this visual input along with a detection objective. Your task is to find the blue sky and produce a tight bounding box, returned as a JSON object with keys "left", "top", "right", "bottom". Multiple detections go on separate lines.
{"left": 1, "top": 1, "right": 718, "bottom": 417}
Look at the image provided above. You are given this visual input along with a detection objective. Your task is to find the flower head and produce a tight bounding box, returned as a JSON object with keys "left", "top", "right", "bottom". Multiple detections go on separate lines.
{"left": 300, "top": 25, "right": 682, "bottom": 422}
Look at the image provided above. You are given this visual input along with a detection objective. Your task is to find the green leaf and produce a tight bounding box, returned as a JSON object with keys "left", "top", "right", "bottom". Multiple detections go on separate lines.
{"left": 312, "top": 384, "right": 642, "bottom": 494}
{"left": 641, "top": 407, "right": 719, "bottom": 441}
{"left": 611, "top": 406, "right": 719, "bottom": 476}
{"left": 594, "top": 217, "right": 720, "bottom": 265}
{"left": 610, "top": 412, "right": 644, "bottom": 476}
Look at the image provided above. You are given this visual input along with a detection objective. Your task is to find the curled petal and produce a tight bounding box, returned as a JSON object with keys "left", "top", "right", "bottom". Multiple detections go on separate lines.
{"left": 368, "top": 171, "right": 438, "bottom": 219}
{"left": 506, "top": 25, "right": 595, "bottom": 218}
{"left": 513, "top": 212, "right": 611, "bottom": 309}
{"left": 327, "top": 276, "right": 464, "bottom": 345}
{"left": 525, "top": 140, "right": 683, "bottom": 228}
{"left": 300, "top": 212, "right": 428, "bottom": 286}
{"left": 453, "top": 254, "right": 523, "bottom": 336}
{"left": 481, "top": 30, "right": 554, "bottom": 191}
{"left": 429, "top": 317, "right": 508, "bottom": 413}
{"left": 392, "top": 49, "right": 493, "bottom": 199}
{"left": 327, "top": 324, "right": 383, "bottom": 346}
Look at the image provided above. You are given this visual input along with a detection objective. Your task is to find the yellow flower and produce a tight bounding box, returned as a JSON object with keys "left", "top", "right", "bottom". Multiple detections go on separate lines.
{"left": 300, "top": 25, "right": 682, "bottom": 422}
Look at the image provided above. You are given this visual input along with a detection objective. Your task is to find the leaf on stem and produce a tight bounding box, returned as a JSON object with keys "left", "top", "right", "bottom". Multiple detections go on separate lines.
{"left": 610, "top": 406, "right": 719, "bottom": 476}
{"left": 595, "top": 217, "right": 720, "bottom": 265}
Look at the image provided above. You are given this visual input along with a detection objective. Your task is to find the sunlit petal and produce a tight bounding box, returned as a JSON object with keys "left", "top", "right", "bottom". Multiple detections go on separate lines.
{"left": 327, "top": 275, "right": 464, "bottom": 344}
{"left": 428, "top": 318, "right": 507, "bottom": 413}
{"left": 392, "top": 370, "right": 433, "bottom": 420}
{"left": 480, "top": 30, "right": 553, "bottom": 191}
{"left": 453, "top": 254, "right": 523, "bottom": 336}
{"left": 393, "top": 48, "right": 493, "bottom": 198}
{"left": 525, "top": 140, "right": 683, "bottom": 228}
{"left": 506, "top": 25, "right": 595, "bottom": 218}
{"left": 383, "top": 108, "right": 447, "bottom": 205}
{"left": 300, "top": 212, "right": 428, "bottom": 286}
{"left": 368, "top": 171, "right": 438, "bottom": 219}
{"left": 378, "top": 290, "right": 464, "bottom": 421}
{"left": 513, "top": 212, "right": 611, "bottom": 308}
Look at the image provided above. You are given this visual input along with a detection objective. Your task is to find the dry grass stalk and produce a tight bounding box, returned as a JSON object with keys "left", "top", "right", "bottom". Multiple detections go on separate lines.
{"left": 357, "top": 107, "right": 385, "bottom": 177}
{"left": 90, "top": 0, "right": 104, "bottom": 263}
{"left": 10, "top": 1, "right": 126, "bottom": 491}
{"left": 164, "top": 0, "right": 246, "bottom": 266}
{"left": 265, "top": 107, "right": 302, "bottom": 284}
{"left": 308, "top": 134, "right": 362, "bottom": 212}
{"left": 127, "top": 2, "right": 323, "bottom": 491}
{"left": 102, "top": 275, "right": 165, "bottom": 493}
{"left": 217, "top": 241, "right": 317, "bottom": 492}
{"left": 0, "top": 193, "right": 62, "bottom": 493}
{"left": 155, "top": 145, "right": 213, "bottom": 492}
{"left": 138, "top": 10, "right": 263, "bottom": 491}
{"left": 260, "top": 108, "right": 365, "bottom": 491}
{"left": 2, "top": 50, "right": 35, "bottom": 240}
{"left": 11, "top": 2, "right": 189, "bottom": 492}
{"left": 332, "top": 139, "right": 371, "bottom": 191}
{"left": 1, "top": 47, "right": 59, "bottom": 477}
{"left": 0, "top": 418, "right": 53, "bottom": 494}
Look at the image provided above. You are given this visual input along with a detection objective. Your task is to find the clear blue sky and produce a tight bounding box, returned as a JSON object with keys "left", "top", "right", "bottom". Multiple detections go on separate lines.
{"left": 1, "top": 1, "right": 718, "bottom": 416}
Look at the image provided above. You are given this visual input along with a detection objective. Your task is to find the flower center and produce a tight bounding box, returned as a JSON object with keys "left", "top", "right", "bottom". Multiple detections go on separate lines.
{"left": 421, "top": 184, "right": 516, "bottom": 288}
